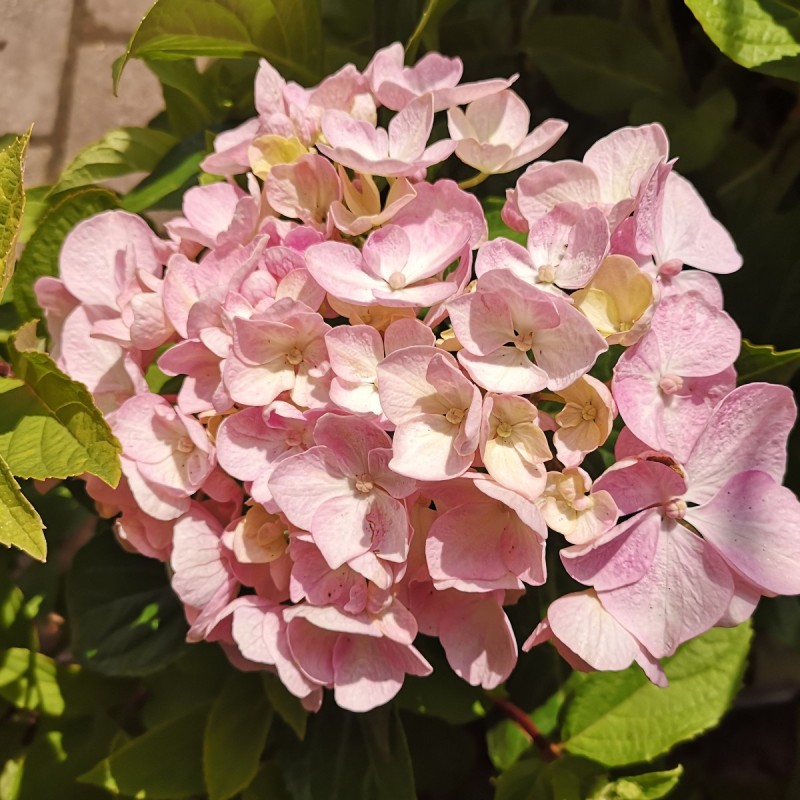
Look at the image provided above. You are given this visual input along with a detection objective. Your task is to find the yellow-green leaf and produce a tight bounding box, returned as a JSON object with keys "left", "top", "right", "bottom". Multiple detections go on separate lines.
{"left": 0, "top": 647, "right": 64, "bottom": 714}
{"left": 50, "top": 127, "right": 177, "bottom": 196}
{"left": 0, "top": 331, "right": 121, "bottom": 486}
{"left": 113, "top": 0, "right": 323, "bottom": 91}
{"left": 0, "top": 130, "right": 29, "bottom": 302}
{"left": 0, "top": 454, "right": 46, "bottom": 561}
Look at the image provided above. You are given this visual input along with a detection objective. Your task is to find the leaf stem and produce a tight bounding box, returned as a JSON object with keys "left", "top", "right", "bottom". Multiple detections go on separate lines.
{"left": 487, "top": 693, "right": 561, "bottom": 762}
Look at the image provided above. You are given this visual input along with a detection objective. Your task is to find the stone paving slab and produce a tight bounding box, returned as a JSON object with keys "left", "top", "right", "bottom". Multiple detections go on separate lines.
{"left": 0, "top": 0, "right": 74, "bottom": 137}
{"left": 86, "top": 0, "right": 155, "bottom": 34}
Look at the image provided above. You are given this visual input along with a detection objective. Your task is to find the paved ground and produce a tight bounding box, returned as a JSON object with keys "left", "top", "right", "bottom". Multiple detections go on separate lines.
{"left": 0, "top": 0, "right": 164, "bottom": 186}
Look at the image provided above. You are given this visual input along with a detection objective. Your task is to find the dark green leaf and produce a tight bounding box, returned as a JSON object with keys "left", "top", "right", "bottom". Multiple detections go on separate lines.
{"left": 495, "top": 753, "right": 604, "bottom": 800}
{"left": 79, "top": 707, "right": 208, "bottom": 798}
{"left": 67, "top": 532, "right": 187, "bottom": 676}
{"left": 359, "top": 704, "right": 416, "bottom": 800}
{"left": 13, "top": 187, "right": 119, "bottom": 323}
{"left": 735, "top": 340, "right": 800, "bottom": 384}
{"left": 204, "top": 672, "right": 273, "bottom": 800}
{"left": 562, "top": 623, "right": 752, "bottom": 766}
{"left": 527, "top": 16, "right": 678, "bottom": 114}
{"left": 262, "top": 671, "right": 308, "bottom": 739}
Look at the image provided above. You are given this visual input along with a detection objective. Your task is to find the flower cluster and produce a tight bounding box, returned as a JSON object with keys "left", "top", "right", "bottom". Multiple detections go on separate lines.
{"left": 37, "top": 44, "right": 800, "bottom": 712}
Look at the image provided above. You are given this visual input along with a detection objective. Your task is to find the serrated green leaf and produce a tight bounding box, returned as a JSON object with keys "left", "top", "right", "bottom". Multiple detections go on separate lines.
{"left": 13, "top": 187, "right": 119, "bottom": 322}
{"left": 114, "top": 0, "right": 323, "bottom": 90}
{"left": 262, "top": 671, "right": 308, "bottom": 739}
{"left": 685, "top": 0, "right": 800, "bottom": 79}
{"left": 527, "top": 16, "right": 678, "bottom": 114}
{"left": 0, "top": 454, "right": 45, "bottom": 560}
{"left": 50, "top": 128, "right": 178, "bottom": 196}
{"left": 79, "top": 707, "right": 208, "bottom": 798}
{"left": 0, "top": 333, "right": 121, "bottom": 486}
{"left": 0, "top": 647, "right": 64, "bottom": 715}
{"left": 67, "top": 533, "right": 187, "bottom": 677}
{"left": 562, "top": 623, "right": 752, "bottom": 767}
{"left": 735, "top": 339, "right": 800, "bottom": 384}
{"left": 0, "top": 130, "right": 29, "bottom": 302}
{"left": 589, "top": 766, "right": 683, "bottom": 799}
{"left": 203, "top": 672, "right": 273, "bottom": 800}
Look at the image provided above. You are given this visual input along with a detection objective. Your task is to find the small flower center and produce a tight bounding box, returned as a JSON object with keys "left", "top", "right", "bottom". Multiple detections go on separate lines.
{"left": 659, "top": 373, "right": 684, "bottom": 395}
{"left": 285, "top": 430, "right": 303, "bottom": 448}
{"left": 175, "top": 436, "right": 195, "bottom": 454}
{"left": 513, "top": 331, "right": 533, "bottom": 351}
{"left": 665, "top": 498, "right": 687, "bottom": 520}
{"left": 445, "top": 407, "right": 465, "bottom": 425}
{"left": 355, "top": 474, "right": 374, "bottom": 493}
{"left": 538, "top": 264, "right": 556, "bottom": 284}
{"left": 580, "top": 401, "right": 597, "bottom": 422}
{"left": 388, "top": 271, "right": 407, "bottom": 290}
{"left": 286, "top": 347, "right": 304, "bottom": 366}
{"left": 496, "top": 422, "right": 514, "bottom": 439}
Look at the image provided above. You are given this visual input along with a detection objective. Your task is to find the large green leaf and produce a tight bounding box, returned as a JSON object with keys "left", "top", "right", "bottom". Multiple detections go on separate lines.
{"left": 49, "top": 128, "right": 178, "bottom": 196}
{"left": 527, "top": 15, "right": 678, "bottom": 115}
{"left": 0, "top": 454, "right": 45, "bottom": 561}
{"left": 359, "top": 705, "right": 417, "bottom": 800}
{"left": 262, "top": 671, "right": 308, "bottom": 739}
{"left": 204, "top": 672, "right": 273, "bottom": 800}
{"left": 735, "top": 340, "right": 800, "bottom": 384}
{"left": 685, "top": 0, "right": 800, "bottom": 79}
{"left": 0, "top": 131, "right": 29, "bottom": 302}
{"left": 13, "top": 187, "right": 119, "bottom": 323}
{"left": 561, "top": 623, "right": 752, "bottom": 766}
{"left": 0, "top": 331, "right": 121, "bottom": 486}
{"left": 67, "top": 532, "right": 187, "bottom": 677}
{"left": 114, "top": 0, "right": 323, "bottom": 90}
{"left": 495, "top": 754, "right": 604, "bottom": 800}
{"left": 80, "top": 707, "right": 208, "bottom": 798}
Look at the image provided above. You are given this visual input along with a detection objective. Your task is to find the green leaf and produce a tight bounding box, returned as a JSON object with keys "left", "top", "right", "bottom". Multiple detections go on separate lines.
{"left": 589, "top": 766, "right": 683, "bottom": 799}
{"left": 685, "top": 0, "right": 800, "bottom": 78}
{"left": 262, "top": 671, "right": 308, "bottom": 739}
{"left": 359, "top": 704, "right": 416, "bottom": 800}
{"left": 487, "top": 719, "right": 533, "bottom": 771}
{"left": 0, "top": 130, "right": 29, "bottom": 302}
{"left": 114, "top": 0, "right": 324, "bottom": 90}
{"left": 67, "top": 532, "right": 187, "bottom": 676}
{"left": 562, "top": 623, "right": 752, "bottom": 766}
{"left": 80, "top": 707, "right": 208, "bottom": 798}
{"left": 630, "top": 89, "right": 737, "bottom": 172}
{"left": 50, "top": 128, "right": 178, "bottom": 196}
{"left": 0, "top": 331, "right": 121, "bottom": 486}
{"left": 735, "top": 340, "right": 800, "bottom": 384}
{"left": 147, "top": 60, "right": 217, "bottom": 137}
{"left": 204, "top": 672, "right": 273, "bottom": 800}
{"left": 0, "top": 648, "right": 64, "bottom": 715}
{"left": 0, "top": 454, "right": 46, "bottom": 560}
{"left": 13, "top": 187, "right": 119, "bottom": 323}
{"left": 0, "top": 756, "right": 24, "bottom": 800}
{"left": 121, "top": 144, "right": 204, "bottom": 213}
{"left": 527, "top": 15, "right": 678, "bottom": 114}
{"left": 243, "top": 763, "right": 291, "bottom": 800}
{"left": 495, "top": 754, "right": 604, "bottom": 800}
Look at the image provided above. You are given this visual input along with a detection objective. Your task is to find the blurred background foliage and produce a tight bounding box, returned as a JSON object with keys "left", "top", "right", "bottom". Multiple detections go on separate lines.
{"left": 3, "top": 1, "right": 800, "bottom": 798}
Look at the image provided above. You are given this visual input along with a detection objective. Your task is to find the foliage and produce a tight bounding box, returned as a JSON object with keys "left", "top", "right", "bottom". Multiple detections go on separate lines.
{"left": 1, "top": 0, "right": 799, "bottom": 798}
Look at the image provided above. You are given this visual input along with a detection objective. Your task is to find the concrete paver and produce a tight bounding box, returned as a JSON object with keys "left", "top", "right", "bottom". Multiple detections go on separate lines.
{"left": 0, "top": 0, "right": 74, "bottom": 137}
{"left": 86, "top": 0, "right": 156, "bottom": 35}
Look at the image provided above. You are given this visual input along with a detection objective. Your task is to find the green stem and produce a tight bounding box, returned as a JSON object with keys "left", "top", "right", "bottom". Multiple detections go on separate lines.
{"left": 405, "top": 0, "right": 441, "bottom": 61}
{"left": 458, "top": 171, "right": 490, "bottom": 190}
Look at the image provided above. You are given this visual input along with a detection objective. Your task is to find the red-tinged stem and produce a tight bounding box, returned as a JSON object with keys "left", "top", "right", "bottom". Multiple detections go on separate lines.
{"left": 489, "top": 695, "right": 561, "bottom": 762}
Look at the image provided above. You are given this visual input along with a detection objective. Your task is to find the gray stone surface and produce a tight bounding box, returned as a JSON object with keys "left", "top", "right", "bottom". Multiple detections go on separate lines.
{"left": 64, "top": 41, "right": 163, "bottom": 162}
{"left": 0, "top": 0, "right": 74, "bottom": 137}
{"left": 85, "top": 0, "right": 155, "bottom": 35}
{"left": 24, "top": 143, "right": 53, "bottom": 187}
